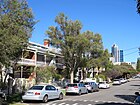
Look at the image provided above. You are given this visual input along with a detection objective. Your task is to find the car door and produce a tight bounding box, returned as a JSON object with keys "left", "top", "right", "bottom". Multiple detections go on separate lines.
{"left": 80, "top": 83, "right": 86, "bottom": 93}
{"left": 50, "top": 85, "right": 59, "bottom": 99}
{"left": 45, "top": 85, "right": 54, "bottom": 99}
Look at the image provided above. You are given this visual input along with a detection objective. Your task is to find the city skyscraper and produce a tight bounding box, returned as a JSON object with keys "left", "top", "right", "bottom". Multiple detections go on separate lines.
{"left": 120, "top": 50, "right": 124, "bottom": 62}
{"left": 111, "top": 44, "right": 120, "bottom": 62}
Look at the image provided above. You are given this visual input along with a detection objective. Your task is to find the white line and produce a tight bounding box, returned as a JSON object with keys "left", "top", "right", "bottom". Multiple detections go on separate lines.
{"left": 58, "top": 103, "right": 65, "bottom": 105}
{"left": 72, "top": 103, "right": 78, "bottom": 105}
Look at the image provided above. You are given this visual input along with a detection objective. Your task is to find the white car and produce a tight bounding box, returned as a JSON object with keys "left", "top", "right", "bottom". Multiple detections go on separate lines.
{"left": 113, "top": 79, "right": 121, "bottom": 85}
{"left": 66, "top": 83, "right": 88, "bottom": 95}
{"left": 22, "top": 84, "right": 63, "bottom": 103}
{"left": 119, "top": 78, "right": 127, "bottom": 84}
{"left": 98, "top": 81, "right": 110, "bottom": 89}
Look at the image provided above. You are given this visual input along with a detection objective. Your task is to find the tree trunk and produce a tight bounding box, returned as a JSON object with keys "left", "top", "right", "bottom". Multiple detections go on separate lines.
{"left": 70, "top": 70, "right": 74, "bottom": 83}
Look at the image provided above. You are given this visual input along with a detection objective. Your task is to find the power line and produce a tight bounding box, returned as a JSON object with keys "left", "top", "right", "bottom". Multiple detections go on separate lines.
{"left": 124, "top": 50, "right": 138, "bottom": 56}
{"left": 123, "top": 46, "right": 139, "bottom": 51}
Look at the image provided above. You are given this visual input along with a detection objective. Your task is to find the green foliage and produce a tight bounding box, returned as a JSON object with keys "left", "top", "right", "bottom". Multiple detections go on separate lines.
{"left": 7, "top": 93, "right": 22, "bottom": 103}
{"left": 0, "top": 0, "right": 36, "bottom": 66}
{"left": 98, "top": 74, "right": 106, "bottom": 81}
{"left": 0, "top": 82, "right": 7, "bottom": 89}
{"left": 103, "top": 63, "right": 136, "bottom": 79}
{"left": 137, "top": 59, "right": 140, "bottom": 70}
{"left": 46, "top": 13, "right": 91, "bottom": 83}
{"left": 36, "top": 66, "right": 62, "bottom": 83}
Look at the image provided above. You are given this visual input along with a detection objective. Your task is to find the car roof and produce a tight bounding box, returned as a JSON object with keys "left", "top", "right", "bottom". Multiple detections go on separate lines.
{"left": 33, "top": 83, "right": 53, "bottom": 87}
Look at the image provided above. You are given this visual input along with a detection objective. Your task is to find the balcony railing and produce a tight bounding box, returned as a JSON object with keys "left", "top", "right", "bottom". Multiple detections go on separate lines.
{"left": 18, "top": 58, "right": 35, "bottom": 66}
{"left": 18, "top": 58, "right": 50, "bottom": 67}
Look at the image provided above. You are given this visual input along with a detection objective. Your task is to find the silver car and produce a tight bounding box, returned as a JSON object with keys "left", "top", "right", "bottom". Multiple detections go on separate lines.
{"left": 84, "top": 82, "right": 99, "bottom": 92}
{"left": 22, "top": 84, "right": 63, "bottom": 103}
{"left": 66, "top": 83, "right": 88, "bottom": 95}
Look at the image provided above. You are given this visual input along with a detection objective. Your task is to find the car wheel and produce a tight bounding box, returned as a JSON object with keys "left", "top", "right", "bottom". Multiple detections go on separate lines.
{"left": 86, "top": 89, "right": 88, "bottom": 94}
{"left": 43, "top": 95, "right": 48, "bottom": 103}
{"left": 59, "top": 93, "right": 63, "bottom": 100}
{"left": 91, "top": 89, "right": 93, "bottom": 93}
{"left": 78, "top": 90, "right": 81, "bottom": 95}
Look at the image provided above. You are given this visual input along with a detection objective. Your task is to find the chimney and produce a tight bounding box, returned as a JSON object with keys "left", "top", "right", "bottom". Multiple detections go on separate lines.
{"left": 44, "top": 39, "right": 49, "bottom": 47}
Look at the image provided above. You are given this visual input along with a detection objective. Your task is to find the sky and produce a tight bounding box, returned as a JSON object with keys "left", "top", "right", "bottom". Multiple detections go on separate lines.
{"left": 27, "top": 0, "right": 140, "bottom": 62}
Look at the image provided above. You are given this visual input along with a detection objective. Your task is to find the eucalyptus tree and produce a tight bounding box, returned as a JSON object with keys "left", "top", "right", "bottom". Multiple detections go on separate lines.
{"left": 100, "top": 49, "right": 111, "bottom": 70}
{"left": 136, "top": 59, "right": 140, "bottom": 71}
{"left": 87, "top": 33, "right": 104, "bottom": 75}
{"left": 0, "top": 0, "right": 35, "bottom": 65}
{"left": 0, "top": 0, "right": 35, "bottom": 80}
{"left": 46, "top": 13, "right": 90, "bottom": 83}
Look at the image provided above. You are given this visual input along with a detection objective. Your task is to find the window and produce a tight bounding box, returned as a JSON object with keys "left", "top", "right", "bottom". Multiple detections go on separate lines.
{"left": 45, "top": 86, "right": 51, "bottom": 90}
{"left": 50, "top": 86, "right": 56, "bottom": 90}
{"left": 30, "top": 86, "right": 44, "bottom": 90}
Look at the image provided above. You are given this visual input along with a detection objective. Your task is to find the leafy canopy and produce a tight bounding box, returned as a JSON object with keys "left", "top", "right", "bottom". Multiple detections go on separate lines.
{"left": 0, "top": 0, "right": 36, "bottom": 66}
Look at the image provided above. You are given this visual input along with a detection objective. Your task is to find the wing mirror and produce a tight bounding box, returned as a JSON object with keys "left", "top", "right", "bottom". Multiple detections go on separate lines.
{"left": 135, "top": 92, "right": 140, "bottom": 96}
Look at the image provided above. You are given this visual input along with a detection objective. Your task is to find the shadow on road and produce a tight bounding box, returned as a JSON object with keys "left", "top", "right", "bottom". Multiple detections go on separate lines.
{"left": 95, "top": 102, "right": 133, "bottom": 105}
{"left": 131, "top": 84, "right": 140, "bottom": 87}
{"left": 114, "top": 95, "right": 136, "bottom": 103}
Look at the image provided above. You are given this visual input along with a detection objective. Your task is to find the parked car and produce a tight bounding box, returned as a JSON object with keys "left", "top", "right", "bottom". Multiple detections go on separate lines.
{"left": 22, "top": 84, "right": 63, "bottom": 103}
{"left": 83, "top": 82, "right": 99, "bottom": 92}
{"left": 134, "top": 92, "right": 140, "bottom": 105}
{"left": 66, "top": 83, "right": 88, "bottom": 95}
{"left": 119, "top": 78, "right": 127, "bottom": 84}
{"left": 98, "top": 81, "right": 110, "bottom": 89}
{"left": 112, "top": 79, "right": 121, "bottom": 85}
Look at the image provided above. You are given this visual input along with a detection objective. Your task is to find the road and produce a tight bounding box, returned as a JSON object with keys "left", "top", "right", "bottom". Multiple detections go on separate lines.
{"left": 24, "top": 78, "right": 140, "bottom": 105}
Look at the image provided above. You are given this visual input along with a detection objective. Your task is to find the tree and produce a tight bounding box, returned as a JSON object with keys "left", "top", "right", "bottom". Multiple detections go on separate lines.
{"left": 86, "top": 33, "right": 104, "bottom": 76}
{"left": 0, "top": 0, "right": 35, "bottom": 81}
{"left": 136, "top": 59, "right": 140, "bottom": 71}
{"left": 36, "top": 66, "right": 61, "bottom": 83}
{"left": 137, "top": 0, "right": 140, "bottom": 14}
{"left": 46, "top": 13, "right": 90, "bottom": 83}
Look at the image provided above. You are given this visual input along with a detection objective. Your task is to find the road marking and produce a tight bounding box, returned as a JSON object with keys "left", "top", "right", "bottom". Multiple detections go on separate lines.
{"left": 58, "top": 102, "right": 66, "bottom": 105}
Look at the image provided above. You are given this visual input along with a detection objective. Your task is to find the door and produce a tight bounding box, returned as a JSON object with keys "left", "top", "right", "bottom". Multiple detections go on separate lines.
{"left": 45, "top": 85, "right": 58, "bottom": 99}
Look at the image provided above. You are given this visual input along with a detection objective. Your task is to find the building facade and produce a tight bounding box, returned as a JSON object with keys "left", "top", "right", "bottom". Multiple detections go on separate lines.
{"left": 120, "top": 50, "right": 124, "bottom": 62}
{"left": 111, "top": 44, "right": 120, "bottom": 62}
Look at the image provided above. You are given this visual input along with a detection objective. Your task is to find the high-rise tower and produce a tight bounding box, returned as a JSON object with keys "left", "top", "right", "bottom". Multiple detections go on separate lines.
{"left": 120, "top": 50, "right": 124, "bottom": 62}
{"left": 111, "top": 44, "right": 120, "bottom": 62}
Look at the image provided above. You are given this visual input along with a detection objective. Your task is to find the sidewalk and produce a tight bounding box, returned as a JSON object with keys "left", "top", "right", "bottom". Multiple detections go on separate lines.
{"left": 9, "top": 102, "right": 29, "bottom": 105}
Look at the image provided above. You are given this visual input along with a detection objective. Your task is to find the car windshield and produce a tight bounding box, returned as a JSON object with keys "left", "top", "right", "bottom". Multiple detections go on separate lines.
{"left": 29, "top": 86, "right": 44, "bottom": 90}
{"left": 67, "top": 84, "right": 77, "bottom": 87}
{"left": 84, "top": 82, "right": 89, "bottom": 85}
{"left": 99, "top": 82, "right": 105, "bottom": 84}
{"left": 114, "top": 79, "right": 119, "bottom": 81}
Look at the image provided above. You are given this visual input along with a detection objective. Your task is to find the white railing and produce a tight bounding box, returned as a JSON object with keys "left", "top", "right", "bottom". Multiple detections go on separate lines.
{"left": 18, "top": 58, "right": 36, "bottom": 66}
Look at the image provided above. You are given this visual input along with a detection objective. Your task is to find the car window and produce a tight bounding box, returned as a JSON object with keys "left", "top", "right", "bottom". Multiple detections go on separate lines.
{"left": 78, "top": 83, "right": 81, "bottom": 87}
{"left": 50, "top": 85, "right": 56, "bottom": 90}
{"left": 45, "top": 86, "right": 51, "bottom": 90}
{"left": 30, "top": 86, "right": 44, "bottom": 90}
{"left": 80, "top": 83, "right": 84, "bottom": 87}
{"left": 67, "top": 84, "right": 77, "bottom": 87}
{"left": 84, "top": 82, "right": 89, "bottom": 85}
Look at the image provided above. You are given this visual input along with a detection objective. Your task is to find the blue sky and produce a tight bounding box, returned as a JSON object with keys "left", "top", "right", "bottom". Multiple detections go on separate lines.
{"left": 28, "top": 0, "right": 140, "bottom": 62}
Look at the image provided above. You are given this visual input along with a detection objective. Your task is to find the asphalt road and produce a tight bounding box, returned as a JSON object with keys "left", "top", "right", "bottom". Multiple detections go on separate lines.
{"left": 24, "top": 78, "right": 140, "bottom": 105}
